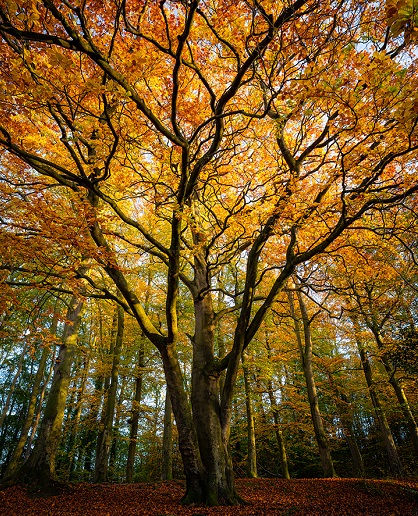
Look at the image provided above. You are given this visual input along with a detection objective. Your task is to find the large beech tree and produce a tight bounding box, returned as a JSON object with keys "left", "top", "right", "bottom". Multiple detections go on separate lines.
{"left": 1, "top": 0, "right": 418, "bottom": 505}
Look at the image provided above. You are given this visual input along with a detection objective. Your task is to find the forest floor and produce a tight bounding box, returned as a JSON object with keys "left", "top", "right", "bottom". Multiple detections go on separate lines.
{"left": 1, "top": 477, "right": 418, "bottom": 515}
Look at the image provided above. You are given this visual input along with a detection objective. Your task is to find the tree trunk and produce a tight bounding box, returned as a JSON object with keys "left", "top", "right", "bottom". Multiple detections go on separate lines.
{"left": 109, "top": 374, "right": 126, "bottom": 481}
{"left": 264, "top": 338, "right": 290, "bottom": 479}
{"left": 386, "top": 370, "right": 418, "bottom": 457}
{"left": 161, "top": 388, "right": 173, "bottom": 480}
{"left": 159, "top": 341, "right": 205, "bottom": 503}
{"left": 288, "top": 288, "right": 337, "bottom": 478}
{"left": 0, "top": 399, "right": 27, "bottom": 477}
{"left": 267, "top": 379, "right": 290, "bottom": 479}
{"left": 0, "top": 344, "right": 28, "bottom": 428}
{"left": 94, "top": 304, "right": 124, "bottom": 482}
{"left": 8, "top": 295, "right": 84, "bottom": 487}
{"left": 155, "top": 197, "right": 241, "bottom": 505}
{"left": 4, "top": 344, "right": 51, "bottom": 478}
{"left": 188, "top": 289, "right": 238, "bottom": 505}
{"left": 83, "top": 376, "right": 104, "bottom": 476}
{"left": 67, "top": 351, "right": 91, "bottom": 480}
{"left": 25, "top": 351, "right": 55, "bottom": 460}
{"left": 242, "top": 352, "right": 257, "bottom": 478}
{"left": 324, "top": 367, "right": 364, "bottom": 477}
{"left": 126, "top": 342, "right": 145, "bottom": 483}
{"left": 370, "top": 326, "right": 418, "bottom": 458}
{"left": 159, "top": 259, "right": 240, "bottom": 504}
{"left": 353, "top": 319, "right": 403, "bottom": 476}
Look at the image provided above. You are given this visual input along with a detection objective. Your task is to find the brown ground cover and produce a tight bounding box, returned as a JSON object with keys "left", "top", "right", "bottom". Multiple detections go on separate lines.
{"left": 1, "top": 478, "right": 418, "bottom": 515}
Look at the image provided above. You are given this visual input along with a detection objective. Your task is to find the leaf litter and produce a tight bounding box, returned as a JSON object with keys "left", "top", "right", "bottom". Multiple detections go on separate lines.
{"left": 1, "top": 478, "right": 418, "bottom": 515}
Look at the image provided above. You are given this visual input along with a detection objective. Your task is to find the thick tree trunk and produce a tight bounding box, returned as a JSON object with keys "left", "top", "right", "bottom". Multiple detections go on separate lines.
{"left": 161, "top": 389, "right": 173, "bottom": 480}
{"left": 94, "top": 304, "right": 124, "bottom": 482}
{"left": 7, "top": 296, "right": 84, "bottom": 487}
{"left": 187, "top": 249, "right": 241, "bottom": 505}
{"left": 157, "top": 196, "right": 241, "bottom": 505}
{"left": 288, "top": 289, "right": 337, "bottom": 478}
{"left": 242, "top": 352, "right": 257, "bottom": 478}
{"left": 159, "top": 342, "right": 205, "bottom": 503}
{"left": 160, "top": 252, "right": 240, "bottom": 503}
{"left": 126, "top": 343, "right": 145, "bottom": 483}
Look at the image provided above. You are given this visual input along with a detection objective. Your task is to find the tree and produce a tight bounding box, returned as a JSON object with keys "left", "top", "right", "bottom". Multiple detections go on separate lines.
{"left": 3, "top": 294, "right": 85, "bottom": 487}
{"left": 94, "top": 303, "right": 124, "bottom": 482}
{"left": 161, "top": 388, "right": 174, "bottom": 481}
{"left": 323, "top": 225, "right": 418, "bottom": 458}
{"left": 125, "top": 342, "right": 145, "bottom": 483}
{"left": 287, "top": 284, "right": 336, "bottom": 477}
{"left": 1, "top": 0, "right": 418, "bottom": 505}
{"left": 352, "top": 315, "right": 404, "bottom": 476}
{"left": 241, "top": 351, "right": 258, "bottom": 478}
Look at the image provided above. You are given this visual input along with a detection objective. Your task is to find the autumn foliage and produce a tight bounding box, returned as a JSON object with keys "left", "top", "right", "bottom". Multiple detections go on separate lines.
{"left": 0, "top": 0, "right": 418, "bottom": 508}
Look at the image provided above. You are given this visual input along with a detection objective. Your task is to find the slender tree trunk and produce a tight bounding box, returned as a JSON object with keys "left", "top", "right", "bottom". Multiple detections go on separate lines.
{"left": 370, "top": 326, "right": 418, "bottom": 458}
{"left": 94, "top": 304, "right": 124, "bottom": 482}
{"left": 67, "top": 351, "right": 91, "bottom": 479}
{"left": 83, "top": 376, "right": 104, "bottom": 475}
{"left": 267, "top": 379, "right": 290, "bottom": 479}
{"left": 288, "top": 288, "right": 337, "bottom": 478}
{"left": 0, "top": 344, "right": 28, "bottom": 428}
{"left": 324, "top": 367, "right": 364, "bottom": 476}
{"left": 264, "top": 338, "right": 290, "bottom": 479}
{"left": 4, "top": 345, "right": 51, "bottom": 477}
{"left": 7, "top": 295, "right": 84, "bottom": 487}
{"left": 126, "top": 343, "right": 145, "bottom": 483}
{"left": 0, "top": 400, "right": 27, "bottom": 477}
{"left": 25, "top": 352, "right": 55, "bottom": 460}
{"left": 94, "top": 308, "right": 117, "bottom": 481}
{"left": 161, "top": 388, "right": 173, "bottom": 480}
{"left": 385, "top": 369, "right": 418, "bottom": 457}
{"left": 109, "top": 374, "right": 126, "bottom": 481}
{"left": 56, "top": 366, "right": 78, "bottom": 475}
{"left": 242, "top": 352, "right": 257, "bottom": 478}
{"left": 353, "top": 319, "right": 403, "bottom": 476}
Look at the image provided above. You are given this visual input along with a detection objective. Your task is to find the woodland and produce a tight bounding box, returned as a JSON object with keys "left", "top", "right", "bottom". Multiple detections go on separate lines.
{"left": 0, "top": 0, "right": 418, "bottom": 510}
